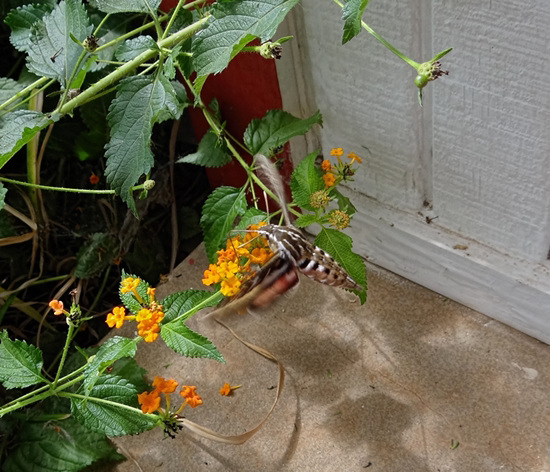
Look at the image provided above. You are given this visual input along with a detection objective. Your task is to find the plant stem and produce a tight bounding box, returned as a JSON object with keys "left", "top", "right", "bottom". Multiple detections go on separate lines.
{"left": 56, "top": 16, "right": 209, "bottom": 117}
{"left": 53, "top": 322, "right": 75, "bottom": 387}
{"left": 332, "top": 0, "right": 420, "bottom": 69}
{"left": 0, "top": 176, "right": 149, "bottom": 194}
{"left": 0, "top": 77, "right": 52, "bottom": 112}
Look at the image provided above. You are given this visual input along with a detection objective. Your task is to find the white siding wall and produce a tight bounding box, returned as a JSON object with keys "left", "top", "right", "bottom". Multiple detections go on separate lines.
{"left": 276, "top": 0, "right": 550, "bottom": 343}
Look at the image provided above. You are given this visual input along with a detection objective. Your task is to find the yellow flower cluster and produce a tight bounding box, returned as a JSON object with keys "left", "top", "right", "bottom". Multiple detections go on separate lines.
{"left": 321, "top": 148, "right": 362, "bottom": 189}
{"left": 202, "top": 223, "right": 274, "bottom": 297}
{"left": 106, "top": 278, "right": 164, "bottom": 342}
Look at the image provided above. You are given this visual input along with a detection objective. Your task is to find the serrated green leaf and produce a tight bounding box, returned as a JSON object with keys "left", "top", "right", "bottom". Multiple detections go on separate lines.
{"left": 110, "top": 357, "right": 149, "bottom": 392}
{"left": 161, "top": 321, "right": 224, "bottom": 362}
{"left": 156, "top": 75, "right": 187, "bottom": 123}
{"left": 0, "top": 110, "right": 54, "bottom": 169}
{"left": 162, "top": 289, "right": 224, "bottom": 323}
{"left": 72, "top": 375, "right": 158, "bottom": 436}
{"left": 4, "top": 2, "right": 54, "bottom": 53}
{"left": 0, "top": 183, "right": 7, "bottom": 212}
{"left": 25, "top": 0, "right": 93, "bottom": 87}
{"left": 192, "top": 0, "right": 299, "bottom": 84}
{"left": 235, "top": 207, "right": 269, "bottom": 230}
{"left": 342, "top": 0, "right": 369, "bottom": 44}
{"left": 315, "top": 228, "right": 367, "bottom": 304}
{"left": 83, "top": 336, "right": 139, "bottom": 394}
{"left": 290, "top": 151, "right": 323, "bottom": 211}
{"left": 104, "top": 75, "right": 167, "bottom": 213}
{"left": 200, "top": 186, "right": 247, "bottom": 262}
{"left": 0, "top": 331, "right": 45, "bottom": 388}
{"left": 115, "top": 35, "right": 157, "bottom": 61}
{"left": 177, "top": 130, "right": 231, "bottom": 167}
{"left": 293, "top": 213, "right": 318, "bottom": 228}
{"left": 88, "top": 0, "right": 161, "bottom": 13}
{"left": 2, "top": 418, "right": 123, "bottom": 472}
{"left": 332, "top": 188, "right": 357, "bottom": 216}
{"left": 244, "top": 109, "right": 323, "bottom": 155}
{"left": 74, "top": 233, "right": 118, "bottom": 279}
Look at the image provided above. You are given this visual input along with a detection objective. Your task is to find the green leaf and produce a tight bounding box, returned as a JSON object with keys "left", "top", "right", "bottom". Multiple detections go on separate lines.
{"left": 177, "top": 130, "right": 231, "bottom": 167}
{"left": 244, "top": 109, "right": 323, "bottom": 155}
{"left": 83, "top": 336, "right": 139, "bottom": 394}
{"left": 342, "top": 0, "right": 369, "bottom": 44}
{"left": 0, "top": 183, "right": 7, "bottom": 212}
{"left": 293, "top": 213, "right": 318, "bottom": 228}
{"left": 290, "top": 151, "right": 323, "bottom": 211}
{"left": 162, "top": 289, "right": 224, "bottom": 323}
{"left": 235, "top": 207, "right": 269, "bottom": 230}
{"left": 110, "top": 357, "right": 149, "bottom": 393}
{"left": 156, "top": 75, "right": 188, "bottom": 123}
{"left": 118, "top": 272, "right": 150, "bottom": 315}
{"left": 115, "top": 35, "right": 158, "bottom": 61}
{"left": 89, "top": 0, "right": 161, "bottom": 14}
{"left": 315, "top": 228, "right": 367, "bottom": 304}
{"left": 74, "top": 233, "right": 118, "bottom": 279}
{"left": 3, "top": 418, "right": 123, "bottom": 472}
{"left": 332, "top": 188, "right": 357, "bottom": 216}
{"left": 192, "top": 0, "right": 299, "bottom": 86}
{"left": 161, "top": 321, "right": 224, "bottom": 362}
{"left": 0, "top": 110, "right": 54, "bottom": 169}
{"left": 4, "top": 2, "right": 54, "bottom": 53}
{"left": 200, "top": 186, "right": 247, "bottom": 262}
{"left": 104, "top": 75, "right": 169, "bottom": 213}
{"left": 25, "top": 0, "right": 93, "bottom": 88}
{"left": 72, "top": 375, "right": 158, "bottom": 436}
{"left": 0, "top": 331, "right": 45, "bottom": 388}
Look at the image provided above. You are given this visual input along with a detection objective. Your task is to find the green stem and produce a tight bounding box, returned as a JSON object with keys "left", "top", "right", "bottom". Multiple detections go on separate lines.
{"left": 332, "top": 0, "right": 420, "bottom": 69}
{"left": 0, "top": 176, "right": 149, "bottom": 194}
{"left": 26, "top": 92, "right": 41, "bottom": 216}
{"left": 161, "top": 0, "right": 186, "bottom": 40}
{"left": 56, "top": 16, "right": 209, "bottom": 117}
{"left": 58, "top": 392, "right": 155, "bottom": 417}
{"left": 53, "top": 322, "right": 76, "bottom": 387}
{"left": 0, "top": 77, "right": 52, "bottom": 112}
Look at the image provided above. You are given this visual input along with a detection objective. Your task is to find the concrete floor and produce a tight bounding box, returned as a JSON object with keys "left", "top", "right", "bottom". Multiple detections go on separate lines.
{"left": 100, "top": 244, "right": 550, "bottom": 471}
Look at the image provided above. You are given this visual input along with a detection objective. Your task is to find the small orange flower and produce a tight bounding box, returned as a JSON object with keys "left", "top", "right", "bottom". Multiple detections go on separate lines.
{"left": 152, "top": 376, "right": 178, "bottom": 394}
{"left": 137, "top": 391, "right": 161, "bottom": 414}
{"left": 202, "top": 264, "right": 221, "bottom": 286}
{"left": 180, "top": 386, "right": 203, "bottom": 408}
{"left": 49, "top": 300, "right": 64, "bottom": 316}
{"left": 220, "top": 275, "right": 241, "bottom": 297}
{"left": 321, "top": 159, "right": 332, "bottom": 171}
{"left": 347, "top": 152, "right": 362, "bottom": 164}
{"left": 89, "top": 172, "right": 100, "bottom": 185}
{"left": 330, "top": 148, "right": 344, "bottom": 163}
{"left": 121, "top": 277, "right": 140, "bottom": 294}
{"left": 322, "top": 172, "right": 336, "bottom": 188}
{"left": 147, "top": 287, "right": 156, "bottom": 301}
{"left": 220, "top": 382, "right": 241, "bottom": 396}
{"left": 106, "top": 306, "right": 126, "bottom": 328}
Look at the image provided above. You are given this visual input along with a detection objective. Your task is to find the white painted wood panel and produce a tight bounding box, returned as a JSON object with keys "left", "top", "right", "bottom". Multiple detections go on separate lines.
{"left": 433, "top": 0, "right": 550, "bottom": 260}
{"left": 276, "top": 1, "right": 550, "bottom": 343}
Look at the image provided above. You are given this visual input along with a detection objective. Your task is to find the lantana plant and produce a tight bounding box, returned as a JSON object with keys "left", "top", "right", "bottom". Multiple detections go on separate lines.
{"left": 0, "top": 0, "right": 451, "bottom": 469}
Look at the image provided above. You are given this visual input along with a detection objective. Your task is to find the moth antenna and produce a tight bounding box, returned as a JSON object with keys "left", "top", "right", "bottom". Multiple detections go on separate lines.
{"left": 254, "top": 154, "right": 290, "bottom": 225}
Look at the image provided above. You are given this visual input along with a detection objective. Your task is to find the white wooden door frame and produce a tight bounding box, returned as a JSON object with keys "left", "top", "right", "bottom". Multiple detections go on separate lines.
{"left": 274, "top": 8, "right": 550, "bottom": 345}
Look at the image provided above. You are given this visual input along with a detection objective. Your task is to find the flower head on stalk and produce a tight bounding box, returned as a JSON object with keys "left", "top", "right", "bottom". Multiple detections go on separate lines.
{"left": 202, "top": 223, "right": 274, "bottom": 298}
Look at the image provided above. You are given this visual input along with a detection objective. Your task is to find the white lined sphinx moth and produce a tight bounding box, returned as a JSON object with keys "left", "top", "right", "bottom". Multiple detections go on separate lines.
{"left": 210, "top": 155, "right": 361, "bottom": 317}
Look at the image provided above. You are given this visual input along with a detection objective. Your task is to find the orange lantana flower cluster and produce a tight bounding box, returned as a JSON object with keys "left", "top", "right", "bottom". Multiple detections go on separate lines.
{"left": 137, "top": 376, "right": 203, "bottom": 414}
{"left": 106, "top": 277, "right": 164, "bottom": 342}
{"left": 202, "top": 223, "right": 274, "bottom": 297}
{"left": 320, "top": 147, "right": 362, "bottom": 189}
